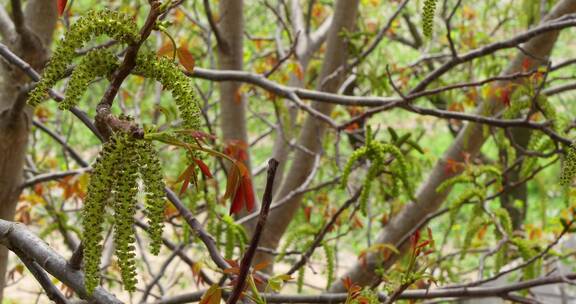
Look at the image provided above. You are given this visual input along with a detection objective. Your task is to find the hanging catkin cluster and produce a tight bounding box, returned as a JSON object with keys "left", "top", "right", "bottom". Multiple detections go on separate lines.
{"left": 82, "top": 133, "right": 167, "bottom": 293}
{"left": 28, "top": 9, "right": 138, "bottom": 107}
{"left": 341, "top": 126, "right": 412, "bottom": 214}
{"left": 422, "top": 0, "right": 438, "bottom": 37}
{"left": 59, "top": 49, "right": 119, "bottom": 110}
{"left": 23, "top": 7, "right": 207, "bottom": 296}
{"left": 134, "top": 51, "right": 202, "bottom": 132}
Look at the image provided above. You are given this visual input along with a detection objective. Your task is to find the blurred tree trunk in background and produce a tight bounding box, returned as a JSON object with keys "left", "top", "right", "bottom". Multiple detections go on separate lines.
{"left": 270, "top": 0, "right": 331, "bottom": 195}
{"left": 253, "top": 0, "right": 360, "bottom": 272}
{"left": 0, "top": 0, "right": 57, "bottom": 300}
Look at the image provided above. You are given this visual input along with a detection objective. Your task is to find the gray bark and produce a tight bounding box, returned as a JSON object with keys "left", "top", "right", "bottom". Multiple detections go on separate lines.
{"left": 217, "top": 0, "right": 251, "bottom": 169}
{"left": 0, "top": 220, "right": 122, "bottom": 303}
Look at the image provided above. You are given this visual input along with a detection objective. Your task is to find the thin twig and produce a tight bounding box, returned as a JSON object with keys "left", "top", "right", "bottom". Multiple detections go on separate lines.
{"left": 227, "top": 159, "right": 279, "bottom": 304}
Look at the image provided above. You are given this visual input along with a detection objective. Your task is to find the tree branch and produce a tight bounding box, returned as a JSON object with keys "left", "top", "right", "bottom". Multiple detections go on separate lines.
{"left": 227, "top": 159, "right": 279, "bottom": 304}
{"left": 13, "top": 247, "right": 70, "bottom": 304}
{"left": 0, "top": 220, "right": 121, "bottom": 303}
{"left": 153, "top": 272, "right": 576, "bottom": 303}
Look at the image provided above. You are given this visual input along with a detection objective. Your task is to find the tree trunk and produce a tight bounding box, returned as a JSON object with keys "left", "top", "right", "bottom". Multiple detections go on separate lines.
{"left": 0, "top": 0, "right": 57, "bottom": 300}
{"left": 329, "top": 0, "right": 576, "bottom": 291}
{"left": 253, "top": 0, "right": 360, "bottom": 272}
{"left": 217, "top": 0, "right": 250, "bottom": 170}
{"left": 270, "top": 0, "right": 331, "bottom": 194}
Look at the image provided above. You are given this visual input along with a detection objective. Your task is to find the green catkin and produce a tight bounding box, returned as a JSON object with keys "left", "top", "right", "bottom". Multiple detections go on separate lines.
{"left": 134, "top": 52, "right": 203, "bottom": 163}
{"left": 519, "top": 131, "right": 546, "bottom": 177}
{"left": 341, "top": 147, "right": 368, "bottom": 187}
{"left": 214, "top": 220, "right": 223, "bottom": 251}
{"left": 276, "top": 225, "right": 316, "bottom": 261}
{"left": 436, "top": 175, "right": 474, "bottom": 193}
{"left": 134, "top": 52, "right": 202, "bottom": 131}
{"left": 422, "top": 0, "right": 438, "bottom": 37}
{"left": 473, "top": 165, "right": 502, "bottom": 182}
{"left": 82, "top": 133, "right": 168, "bottom": 294}
{"left": 448, "top": 188, "right": 485, "bottom": 222}
{"left": 111, "top": 135, "right": 139, "bottom": 292}
{"left": 323, "top": 244, "right": 334, "bottom": 289}
{"left": 225, "top": 225, "right": 235, "bottom": 259}
{"left": 59, "top": 49, "right": 119, "bottom": 110}
{"left": 493, "top": 208, "right": 513, "bottom": 235}
{"left": 512, "top": 237, "right": 539, "bottom": 279}
{"left": 462, "top": 215, "right": 485, "bottom": 255}
{"left": 83, "top": 139, "right": 120, "bottom": 294}
{"left": 561, "top": 145, "right": 576, "bottom": 186}
{"left": 233, "top": 225, "right": 249, "bottom": 254}
{"left": 297, "top": 266, "right": 305, "bottom": 293}
{"left": 28, "top": 9, "right": 138, "bottom": 107}
{"left": 494, "top": 243, "right": 508, "bottom": 273}
{"left": 341, "top": 126, "right": 412, "bottom": 215}
{"left": 137, "top": 141, "right": 166, "bottom": 255}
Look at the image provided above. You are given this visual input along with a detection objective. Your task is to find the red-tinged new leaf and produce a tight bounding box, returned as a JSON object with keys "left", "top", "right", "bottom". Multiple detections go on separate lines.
{"left": 191, "top": 262, "right": 204, "bottom": 285}
{"left": 158, "top": 41, "right": 175, "bottom": 58}
{"left": 199, "top": 285, "right": 221, "bottom": 304}
{"left": 223, "top": 267, "right": 240, "bottom": 275}
{"left": 193, "top": 158, "right": 213, "bottom": 179}
{"left": 177, "top": 164, "right": 196, "bottom": 195}
{"left": 177, "top": 46, "right": 196, "bottom": 72}
{"left": 304, "top": 206, "right": 312, "bottom": 222}
{"left": 230, "top": 180, "right": 245, "bottom": 215}
{"left": 342, "top": 277, "right": 353, "bottom": 291}
{"left": 223, "top": 165, "right": 240, "bottom": 202}
{"left": 500, "top": 87, "right": 511, "bottom": 106}
{"left": 253, "top": 262, "right": 269, "bottom": 272}
{"left": 522, "top": 58, "right": 531, "bottom": 71}
{"left": 225, "top": 259, "right": 240, "bottom": 268}
{"left": 57, "top": 0, "right": 67, "bottom": 16}
{"left": 243, "top": 176, "right": 255, "bottom": 212}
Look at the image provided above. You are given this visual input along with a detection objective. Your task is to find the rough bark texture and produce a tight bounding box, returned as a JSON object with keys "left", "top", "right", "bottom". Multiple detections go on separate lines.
{"left": 329, "top": 0, "right": 576, "bottom": 291}
{"left": 0, "top": 0, "right": 57, "bottom": 300}
{"left": 253, "top": 0, "right": 360, "bottom": 271}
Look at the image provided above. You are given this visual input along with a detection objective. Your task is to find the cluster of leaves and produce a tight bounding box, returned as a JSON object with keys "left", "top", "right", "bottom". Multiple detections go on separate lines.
{"left": 341, "top": 277, "right": 380, "bottom": 304}
{"left": 83, "top": 132, "right": 166, "bottom": 293}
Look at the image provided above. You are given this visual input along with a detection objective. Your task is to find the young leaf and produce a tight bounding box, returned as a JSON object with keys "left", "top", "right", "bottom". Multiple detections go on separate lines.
{"left": 242, "top": 175, "right": 255, "bottom": 212}
{"left": 177, "top": 46, "right": 195, "bottom": 72}
{"left": 199, "top": 284, "right": 222, "bottom": 304}
{"left": 158, "top": 41, "right": 175, "bottom": 58}
{"left": 193, "top": 158, "right": 213, "bottom": 179}
{"left": 177, "top": 164, "right": 197, "bottom": 195}
{"left": 230, "top": 179, "right": 245, "bottom": 215}
{"left": 57, "top": 0, "right": 67, "bottom": 16}
{"left": 222, "top": 165, "right": 240, "bottom": 202}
